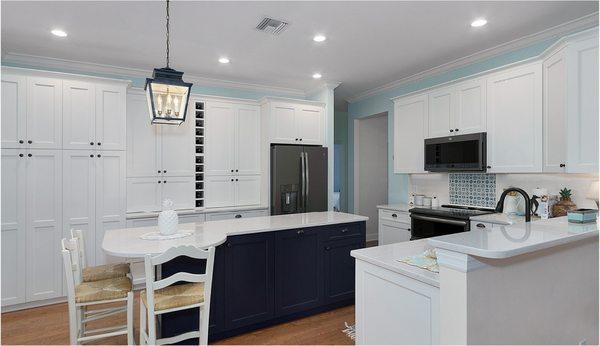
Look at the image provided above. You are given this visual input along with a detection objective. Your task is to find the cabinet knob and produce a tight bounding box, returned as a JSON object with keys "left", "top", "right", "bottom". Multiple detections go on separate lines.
{"left": 226, "top": 243, "right": 232, "bottom": 248}
{"left": 28, "top": 140, "right": 32, "bottom": 144}
{"left": 235, "top": 214, "right": 242, "bottom": 219}
{"left": 231, "top": 178, "right": 234, "bottom": 181}
{"left": 235, "top": 169, "right": 238, "bottom": 172}
{"left": 90, "top": 142, "right": 94, "bottom": 145}
{"left": 18, "top": 153, "right": 23, "bottom": 157}
{"left": 476, "top": 223, "right": 486, "bottom": 228}
{"left": 325, "top": 246, "right": 331, "bottom": 251}
{"left": 97, "top": 154, "right": 101, "bottom": 158}
{"left": 97, "top": 142, "right": 101, "bottom": 146}
{"left": 235, "top": 178, "right": 239, "bottom": 181}
{"left": 391, "top": 213, "right": 397, "bottom": 218}
{"left": 158, "top": 181, "right": 161, "bottom": 183}
{"left": 560, "top": 163, "right": 566, "bottom": 168}
{"left": 163, "top": 170, "right": 167, "bottom": 173}
{"left": 341, "top": 228, "right": 348, "bottom": 233}
{"left": 19, "top": 140, "right": 24, "bottom": 144}
{"left": 231, "top": 169, "right": 234, "bottom": 172}
{"left": 158, "top": 170, "right": 161, "bottom": 173}
{"left": 90, "top": 154, "right": 94, "bottom": 158}
{"left": 449, "top": 129, "right": 454, "bottom": 132}
{"left": 297, "top": 230, "right": 304, "bottom": 235}
{"left": 486, "top": 166, "right": 491, "bottom": 169}
{"left": 163, "top": 180, "right": 167, "bottom": 183}
{"left": 27, "top": 153, "right": 32, "bottom": 157}
{"left": 455, "top": 128, "right": 459, "bottom": 132}
{"left": 295, "top": 138, "right": 298, "bottom": 141}
{"left": 299, "top": 138, "right": 303, "bottom": 141}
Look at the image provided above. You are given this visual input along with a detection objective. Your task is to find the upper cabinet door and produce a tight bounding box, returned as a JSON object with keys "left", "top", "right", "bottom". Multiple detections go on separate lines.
{"left": 454, "top": 79, "right": 486, "bottom": 135}
{"left": 271, "top": 104, "right": 297, "bottom": 144}
{"left": 295, "top": 106, "right": 323, "bottom": 145}
{"left": 126, "top": 92, "right": 161, "bottom": 177}
{"left": 63, "top": 81, "right": 95, "bottom": 150}
{"left": 394, "top": 94, "right": 428, "bottom": 173}
{"left": 543, "top": 49, "right": 567, "bottom": 173}
{"left": 205, "top": 102, "right": 235, "bottom": 176}
{"left": 1, "top": 149, "right": 27, "bottom": 306}
{"left": 487, "top": 63, "right": 542, "bottom": 173}
{"left": 566, "top": 37, "right": 599, "bottom": 173}
{"left": 96, "top": 84, "right": 126, "bottom": 150}
{"left": 236, "top": 105, "right": 261, "bottom": 175}
{"left": 160, "top": 106, "right": 195, "bottom": 176}
{"left": 26, "top": 149, "right": 62, "bottom": 301}
{"left": 95, "top": 151, "right": 126, "bottom": 265}
{"left": 62, "top": 150, "right": 96, "bottom": 267}
{"left": 427, "top": 88, "right": 453, "bottom": 138}
{"left": 1, "top": 74, "right": 27, "bottom": 149}
{"left": 27, "top": 77, "right": 62, "bottom": 149}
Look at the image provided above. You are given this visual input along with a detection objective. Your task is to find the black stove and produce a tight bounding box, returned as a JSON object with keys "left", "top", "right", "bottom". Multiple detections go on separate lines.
{"left": 408, "top": 204, "right": 495, "bottom": 240}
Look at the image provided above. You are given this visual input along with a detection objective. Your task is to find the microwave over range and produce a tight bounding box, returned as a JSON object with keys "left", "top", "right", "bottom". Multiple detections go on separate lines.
{"left": 424, "top": 132, "right": 487, "bottom": 172}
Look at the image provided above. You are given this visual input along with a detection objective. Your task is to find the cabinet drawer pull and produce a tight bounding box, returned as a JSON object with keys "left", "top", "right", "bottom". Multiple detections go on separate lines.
{"left": 391, "top": 213, "right": 397, "bottom": 218}
{"left": 297, "top": 230, "right": 304, "bottom": 235}
{"left": 560, "top": 163, "right": 566, "bottom": 168}
{"left": 234, "top": 214, "right": 242, "bottom": 219}
{"left": 476, "top": 223, "right": 486, "bottom": 228}
{"left": 340, "top": 228, "right": 348, "bottom": 233}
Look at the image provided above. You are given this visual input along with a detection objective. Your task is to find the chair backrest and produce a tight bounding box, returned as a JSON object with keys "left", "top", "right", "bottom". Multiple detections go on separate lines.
{"left": 61, "top": 238, "right": 83, "bottom": 303}
{"left": 70, "top": 229, "right": 87, "bottom": 268}
{"left": 144, "top": 245, "right": 215, "bottom": 313}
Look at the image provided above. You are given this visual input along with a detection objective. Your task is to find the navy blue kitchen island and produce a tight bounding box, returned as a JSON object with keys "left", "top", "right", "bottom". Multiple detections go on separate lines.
{"left": 159, "top": 220, "right": 366, "bottom": 342}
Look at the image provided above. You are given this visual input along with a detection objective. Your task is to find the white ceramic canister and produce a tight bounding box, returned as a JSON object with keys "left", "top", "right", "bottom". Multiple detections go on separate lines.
{"left": 414, "top": 194, "right": 425, "bottom": 206}
{"left": 423, "top": 197, "right": 432, "bottom": 207}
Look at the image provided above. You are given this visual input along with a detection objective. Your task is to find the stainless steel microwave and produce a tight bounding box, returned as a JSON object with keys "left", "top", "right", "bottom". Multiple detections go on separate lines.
{"left": 424, "top": 132, "right": 486, "bottom": 172}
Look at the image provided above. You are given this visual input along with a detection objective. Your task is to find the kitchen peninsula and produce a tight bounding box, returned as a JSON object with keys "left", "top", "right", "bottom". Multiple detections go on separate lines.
{"left": 352, "top": 216, "right": 598, "bottom": 345}
{"left": 103, "top": 211, "right": 367, "bottom": 341}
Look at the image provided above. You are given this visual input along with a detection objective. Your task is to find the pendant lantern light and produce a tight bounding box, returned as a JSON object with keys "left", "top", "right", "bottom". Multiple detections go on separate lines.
{"left": 145, "top": 0, "right": 192, "bottom": 125}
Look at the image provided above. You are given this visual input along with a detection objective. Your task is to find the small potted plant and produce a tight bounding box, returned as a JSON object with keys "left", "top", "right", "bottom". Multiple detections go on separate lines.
{"left": 552, "top": 188, "right": 578, "bottom": 217}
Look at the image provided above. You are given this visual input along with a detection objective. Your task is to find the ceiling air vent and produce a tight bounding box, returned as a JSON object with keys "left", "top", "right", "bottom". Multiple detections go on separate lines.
{"left": 256, "top": 17, "right": 289, "bottom": 35}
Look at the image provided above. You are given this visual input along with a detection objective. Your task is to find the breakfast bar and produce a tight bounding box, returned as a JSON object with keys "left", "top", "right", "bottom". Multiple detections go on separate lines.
{"left": 102, "top": 211, "right": 368, "bottom": 341}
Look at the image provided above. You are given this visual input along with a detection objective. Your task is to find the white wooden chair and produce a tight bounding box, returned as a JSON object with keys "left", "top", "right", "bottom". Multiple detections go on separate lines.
{"left": 71, "top": 229, "right": 130, "bottom": 282}
{"left": 61, "top": 238, "right": 134, "bottom": 345}
{"left": 140, "top": 245, "right": 215, "bottom": 345}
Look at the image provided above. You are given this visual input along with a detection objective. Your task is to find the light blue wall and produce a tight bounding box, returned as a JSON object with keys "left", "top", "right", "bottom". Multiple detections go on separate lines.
{"left": 1, "top": 61, "right": 303, "bottom": 100}
{"left": 346, "top": 37, "right": 565, "bottom": 212}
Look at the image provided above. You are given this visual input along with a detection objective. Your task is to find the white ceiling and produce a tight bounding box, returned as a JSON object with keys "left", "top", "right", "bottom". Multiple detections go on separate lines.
{"left": 2, "top": 1, "right": 598, "bottom": 104}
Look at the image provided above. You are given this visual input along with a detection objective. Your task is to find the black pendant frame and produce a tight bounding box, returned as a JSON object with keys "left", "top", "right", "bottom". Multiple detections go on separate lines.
{"left": 145, "top": 67, "right": 193, "bottom": 125}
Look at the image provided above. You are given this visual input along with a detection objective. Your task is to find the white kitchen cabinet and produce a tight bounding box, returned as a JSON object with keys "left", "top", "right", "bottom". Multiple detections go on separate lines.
{"left": 262, "top": 99, "right": 325, "bottom": 145}
{"left": 27, "top": 77, "right": 62, "bottom": 149}
{"left": 161, "top": 176, "right": 195, "bottom": 211}
{"left": 1, "top": 149, "right": 27, "bottom": 306}
{"left": 393, "top": 94, "right": 428, "bottom": 173}
{"left": 26, "top": 149, "right": 63, "bottom": 302}
{"left": 205, "top": 175, "right": 236, "bottom": 208}
{"left": 426, "top": 79, "right": 486, "bottom": 138}
{"left": 126, "top": 177, "right": 162, "bottom": 212}
{"left": 126, "top": 91, "right": 194, "bottom": 177}
{"left": 236, "top": 105, "right": 261, "bottom": 175}
{"left": 543, "top": 48, "right": 568, "bottom": 173}
{"left": 205, "top": 101, "right": 236, "bottom": 175}
{"left": 486, "top": 62, "right": 542, "bottom": 173}
{"left": 378, "top": 208, "right": 411, "bottom": 245}
{"left": 95, "top": 84, "right": 127, "bottom": 151}
{"left": 94, "top": 151, "right": 126, "bottom": 265}
{"left": 565, "top": 37, "right": 599, "bottom": 173}
{"left": 428, "top": 87, "right": 454, "bottom": 138}
{"left": 1, "top": 74, "right": 27, "bottom": 149}
{"left": 205, "top": 208, "right": 269, "bottom": 221}
{"left": 236, "top": 175, "right": 261, "bottom": 206}
{"left": 63, "top": 81, "right": 96, "bottom": 150}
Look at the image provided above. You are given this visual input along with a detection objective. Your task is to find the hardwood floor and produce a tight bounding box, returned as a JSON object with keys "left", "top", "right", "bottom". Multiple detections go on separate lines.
{"left": 1, "top": 292, "right": 355, "bottom": 345}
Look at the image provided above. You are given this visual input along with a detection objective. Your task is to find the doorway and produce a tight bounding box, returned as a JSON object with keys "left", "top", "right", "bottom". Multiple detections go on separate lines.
{"left": 354, "top": 112, "right": 388, "bottom": 242}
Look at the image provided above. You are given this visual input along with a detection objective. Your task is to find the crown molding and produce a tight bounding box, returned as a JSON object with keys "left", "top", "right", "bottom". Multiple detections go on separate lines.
{"left": 347, "top": 12, "right": 599, "bottom": 103}
{"left": 1, "top": 52, "right": 307, "bottom": 98}
{"left": 259, "top": 96, "right": 326, "bottom": 107}
{"left": 2, "top": 65, "right": 132, "bottom": 86}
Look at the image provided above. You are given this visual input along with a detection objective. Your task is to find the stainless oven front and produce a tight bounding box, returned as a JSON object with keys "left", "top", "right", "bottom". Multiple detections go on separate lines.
{"left": 410, "top": 214, "right": 470, "bottom": 240}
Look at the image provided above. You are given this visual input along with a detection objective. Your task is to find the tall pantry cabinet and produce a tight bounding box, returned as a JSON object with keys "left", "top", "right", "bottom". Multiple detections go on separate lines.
{"left": 1, "top": 68, "right": 128, "bottom": 307}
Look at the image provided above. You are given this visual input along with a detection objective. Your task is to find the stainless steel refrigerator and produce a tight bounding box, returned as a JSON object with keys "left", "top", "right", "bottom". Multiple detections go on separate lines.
{"left": 271, "top": 145, "right": 328, "bottom": 215}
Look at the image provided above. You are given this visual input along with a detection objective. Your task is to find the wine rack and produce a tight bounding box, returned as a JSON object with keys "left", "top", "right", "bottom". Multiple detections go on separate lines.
{"left": 194, "top": 101, "right": 205, "bottom": 208}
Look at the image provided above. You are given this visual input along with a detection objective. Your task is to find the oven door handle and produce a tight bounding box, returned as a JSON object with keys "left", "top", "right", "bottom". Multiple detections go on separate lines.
{"left": 410, "top": 214, "right": 467, "bottom": 226}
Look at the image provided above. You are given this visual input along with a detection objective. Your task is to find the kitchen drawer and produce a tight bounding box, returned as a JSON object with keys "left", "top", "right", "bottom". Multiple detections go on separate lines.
{"left": 206, "top": 209, "right": 269, "bottom": 221}
{"left": 379, "top": 209, "right": 410, "bottom": 223}
{"left": 324, "top": 223, "right": 362, "bottom": 241}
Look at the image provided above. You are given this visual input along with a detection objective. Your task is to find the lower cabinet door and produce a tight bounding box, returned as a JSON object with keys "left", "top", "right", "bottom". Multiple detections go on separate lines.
{"left": 126, "top": 177, "right": 161, "bottom": 212}
{"left": 274, "top": 228, "right": 322, "bottom": 316}
{"left": 224, "top": 232, "right": 275, "bottom": 330}
{"left": 379, "top": 220, "right": 411, "bottom": 245}
{"left": 161, "top": 175, "right": 195, "bottom": 210}
{"left": 322, "top": 238, "right": 363, "bottom": 304}
{"left": 205, "top": 175, "right": 235, "bottom": 208}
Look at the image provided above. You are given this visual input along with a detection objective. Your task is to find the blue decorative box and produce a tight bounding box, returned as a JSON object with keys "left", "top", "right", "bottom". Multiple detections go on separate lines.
{"left": 567, "top": 209, "right": 598, "bottom": 223}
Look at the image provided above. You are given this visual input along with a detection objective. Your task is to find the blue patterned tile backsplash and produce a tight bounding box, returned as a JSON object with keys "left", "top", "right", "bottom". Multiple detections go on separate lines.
{"left": 449, "top": 173, "right": 496, "bottom": 208}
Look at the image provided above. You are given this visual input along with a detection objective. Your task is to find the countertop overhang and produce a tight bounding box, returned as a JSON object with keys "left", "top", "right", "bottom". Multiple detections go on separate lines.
{"left": 103, "top": 211, "right": 368, "bottom": 258}
{"left": 428, "top": 216, "right": 598, "bottom": 259}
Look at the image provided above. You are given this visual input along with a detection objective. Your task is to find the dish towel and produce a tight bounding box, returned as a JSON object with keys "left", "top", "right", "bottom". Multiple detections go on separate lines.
{"left": 397, "top": 248, "right": 439, "bottom": 273}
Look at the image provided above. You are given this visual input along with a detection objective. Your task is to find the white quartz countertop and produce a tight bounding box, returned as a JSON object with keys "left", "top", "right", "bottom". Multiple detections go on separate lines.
{"left": 429, "top": 216, "right": 598, "bottom": 259}
{"left": 103, "top": 211, "right": 368, "bottom": 258}
{"left": 470, "top": 213, "right": 535, "bottom": 225}
{"left": 126, "top": 205, "right": 268, "bottom": 219}
{"left": 376, "top": 203, "right": 412, "bottom": 212}
{"left": 351, "top": 239, "right": 439, "bottom": 287}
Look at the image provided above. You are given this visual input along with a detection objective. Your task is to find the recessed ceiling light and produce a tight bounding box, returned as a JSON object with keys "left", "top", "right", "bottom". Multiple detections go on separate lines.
{"left": 218, "top": 57, "right": 230, "bottom": 64}
{"left": 471, "top": 18, "right": 487, "bottom": 27}
{"left": 312, "top": 73, "right": 322, "bottom": 79}
{"left": 313, "top": 34, "right": 326, "bottom": 42}
{"left": 51, "top": 29, "right": 67, "bottom": 37}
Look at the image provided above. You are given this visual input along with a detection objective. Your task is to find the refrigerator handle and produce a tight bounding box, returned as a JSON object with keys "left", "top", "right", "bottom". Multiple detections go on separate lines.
{"left": 305, "top": 152, "right": 309, "bottom": 201}
{"left": 300, "top": 151, "right": 306, "bottom": 209}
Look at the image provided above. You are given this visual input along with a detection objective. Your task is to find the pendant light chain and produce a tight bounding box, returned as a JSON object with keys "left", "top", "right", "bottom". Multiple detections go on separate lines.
{"left": 165, "top": 0, "right": 170, "bottom": 68}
